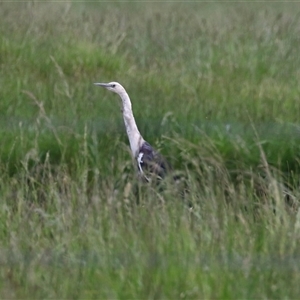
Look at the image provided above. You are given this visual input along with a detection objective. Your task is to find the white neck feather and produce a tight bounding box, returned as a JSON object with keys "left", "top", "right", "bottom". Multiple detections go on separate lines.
{"left": 119, "top": 92, "right": 144, "bottom": 157}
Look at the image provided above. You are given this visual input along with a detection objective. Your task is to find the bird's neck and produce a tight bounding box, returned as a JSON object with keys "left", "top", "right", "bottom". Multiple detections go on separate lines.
{"left": 119, "top": 92, "right": 144, "bottom": 157}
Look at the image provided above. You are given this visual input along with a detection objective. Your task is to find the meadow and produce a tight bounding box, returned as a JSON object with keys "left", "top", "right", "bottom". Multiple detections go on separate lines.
{"left": 1, "top": 1, "right": 300, "bottom": 298}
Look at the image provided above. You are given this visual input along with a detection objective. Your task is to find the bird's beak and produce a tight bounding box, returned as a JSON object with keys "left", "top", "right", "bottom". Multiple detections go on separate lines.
{"left": 94, "top": 83, "right": 109, "bottom": 87}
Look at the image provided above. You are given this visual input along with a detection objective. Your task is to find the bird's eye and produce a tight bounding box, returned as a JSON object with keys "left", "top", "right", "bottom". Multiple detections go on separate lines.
{"left": 111, "top": 84, "right": 116, "bottom": 88}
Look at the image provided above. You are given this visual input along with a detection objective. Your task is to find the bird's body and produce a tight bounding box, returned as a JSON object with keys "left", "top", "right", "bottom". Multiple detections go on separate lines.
{"left": 94, "top": 81, "right": 168, "bottom": 181}
{"left": 137, "top": 141, "right": 168, "bottom": 181}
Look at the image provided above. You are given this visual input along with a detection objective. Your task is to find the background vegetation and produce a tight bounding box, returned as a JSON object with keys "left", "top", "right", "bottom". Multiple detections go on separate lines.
{"left": 1, "top": 1, "right": 300, "bottom": 298}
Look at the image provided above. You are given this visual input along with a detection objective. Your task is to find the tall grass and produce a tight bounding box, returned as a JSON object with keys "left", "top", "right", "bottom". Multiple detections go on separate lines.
{"left": 1, "top": 1, "right": 300, "bottom": 298}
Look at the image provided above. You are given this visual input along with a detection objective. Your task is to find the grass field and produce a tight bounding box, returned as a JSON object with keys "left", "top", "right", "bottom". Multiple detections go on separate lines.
{"left": 1, "top": 1, "right": 300, "bottom": 298}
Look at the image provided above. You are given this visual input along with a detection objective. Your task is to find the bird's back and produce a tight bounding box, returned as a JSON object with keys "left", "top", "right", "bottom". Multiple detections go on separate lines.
{"left": 137, "top": 142, "right": 168, "bottom": 181}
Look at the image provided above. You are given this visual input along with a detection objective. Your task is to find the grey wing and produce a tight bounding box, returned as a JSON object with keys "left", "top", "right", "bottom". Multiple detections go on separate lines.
{"left": 137, "top": 142, "right": 168, "bottom": 180}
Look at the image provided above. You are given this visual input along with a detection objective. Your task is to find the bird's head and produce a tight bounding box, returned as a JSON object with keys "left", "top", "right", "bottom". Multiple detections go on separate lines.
{"left": 94, "top": 81, "right": 126, "bottom": 95}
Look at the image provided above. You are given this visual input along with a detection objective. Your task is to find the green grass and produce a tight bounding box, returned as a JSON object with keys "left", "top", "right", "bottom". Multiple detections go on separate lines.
{"left": 1, "top": 1, "right": 300, "bottom": 299}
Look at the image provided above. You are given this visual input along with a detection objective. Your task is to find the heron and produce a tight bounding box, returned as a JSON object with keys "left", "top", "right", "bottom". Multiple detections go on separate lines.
{"left": 94, "top": 81, "right": 168, "bottom": 182}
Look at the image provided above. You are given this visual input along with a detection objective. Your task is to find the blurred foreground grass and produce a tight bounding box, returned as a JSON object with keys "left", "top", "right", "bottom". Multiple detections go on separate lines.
{"left": 1, "top": 1, "right": 300, "bottom": 299}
